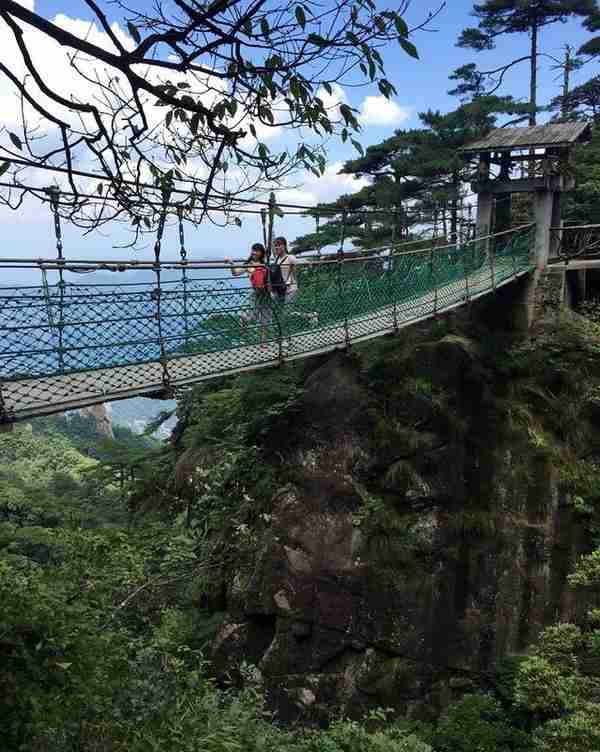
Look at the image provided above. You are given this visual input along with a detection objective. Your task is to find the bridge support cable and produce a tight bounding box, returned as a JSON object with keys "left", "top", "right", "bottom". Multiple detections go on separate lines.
{"left": 177, "top": 208, "right": 190, "bottom": 349}
{"left": 153, "top": 206, "right": 172, "bottom": 395}
{"left": 489, "top": 233, "right": 497, "bottom": 292}
{"left": 48, "top": 187, "right": 66, "bottom": 374}
{"left": 0, "top": 382, "right": 9, "bottom": 425}
{"left": 337, "top": 211, "right": 351, "bottom": 349}
{"left": 511, "top": 230, "right": 519, "bottom": 279}
{"left": 429, "top": 245, "right": 438, "bottom": 317}
{"left": 389, "top": 219, "right": 399, "bottom": 332}
{"left": 462, "top": 239, "right": 471, "bottom": 304}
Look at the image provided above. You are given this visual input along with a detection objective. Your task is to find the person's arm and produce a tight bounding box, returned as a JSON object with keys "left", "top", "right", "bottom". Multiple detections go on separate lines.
{"left": 285, "top": 254, "right": 298, "bottom": 285}
{"left": 225, "top": 257, "right": 246, "bottom": 277}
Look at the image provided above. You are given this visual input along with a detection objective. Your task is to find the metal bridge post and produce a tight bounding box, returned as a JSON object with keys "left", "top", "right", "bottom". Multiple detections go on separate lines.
{"left": 0, "top": 385, "right": 10, "bottom": 429}
{"left": 388, "top": 250, "right": 399, "bottom": 332}
{"left": 462, "top": 241, "right": 470, "bottom": 303}
{"left": 337, "top": 211, "right": 350, "bottom": 348}
{"left": 47, "top": 187, "right": 66, "bottom": 373}
{"left": 511, "top": 230, "right": 519, "bottom": 279}
{"left": 489, "top": 233, "right": 496, "bottom": 291}
{"left": 153, "top": 205, "right": 172, "bottom": 394}
{"left": 177, "top": 208, "right": 190, "bottom": 348}
{"left": 429, "top": 246, "right": 438, "bottom": 315}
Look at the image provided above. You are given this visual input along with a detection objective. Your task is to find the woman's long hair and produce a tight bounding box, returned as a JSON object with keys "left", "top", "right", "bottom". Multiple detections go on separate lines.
{"left": 247, "top": 243, "right": 266, "bottom": 264}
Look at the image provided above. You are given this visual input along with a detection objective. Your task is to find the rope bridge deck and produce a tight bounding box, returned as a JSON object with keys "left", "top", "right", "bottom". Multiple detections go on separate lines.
{"left": 0, "top": 225, "right": 535, "bottom": 423}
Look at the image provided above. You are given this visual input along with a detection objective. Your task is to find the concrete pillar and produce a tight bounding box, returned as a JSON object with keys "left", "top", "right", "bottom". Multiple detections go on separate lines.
{"left": 533, "top": 190, "right": 560, "bottom": 270}
{"left": 516, "top": 189, "right": 562, "bottom": 330}
{"left": 476, "top": 192, "right": 494, "bottom": 238}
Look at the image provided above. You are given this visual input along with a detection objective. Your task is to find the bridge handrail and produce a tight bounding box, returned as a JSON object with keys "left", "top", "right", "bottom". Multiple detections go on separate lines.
{"left": 0, "top": 223, "right": 536, "bottom": 273}
{"left": 0, "top": 223, "right": 536, "bottom": 424}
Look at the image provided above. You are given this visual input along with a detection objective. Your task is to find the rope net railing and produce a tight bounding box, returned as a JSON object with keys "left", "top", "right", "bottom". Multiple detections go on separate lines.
{"left": 0, "top": 224, "right": 535, "bottom": 423}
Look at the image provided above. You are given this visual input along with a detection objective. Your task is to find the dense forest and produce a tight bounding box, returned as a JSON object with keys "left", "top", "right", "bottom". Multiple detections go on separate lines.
{"left": 6, "top": 0, "right": 600, "bottom": 750}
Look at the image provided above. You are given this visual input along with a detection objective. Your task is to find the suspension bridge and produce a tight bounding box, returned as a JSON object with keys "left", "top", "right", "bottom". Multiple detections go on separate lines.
{"left": 0, "top": 224, "right": 535, "bottom": 424}
{"left": 1, "top": 122, "right": 595, "bottom": 426}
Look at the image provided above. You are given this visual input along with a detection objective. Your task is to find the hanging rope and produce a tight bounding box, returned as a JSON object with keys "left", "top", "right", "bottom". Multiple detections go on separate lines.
{"left": 47, "top": 187, "right": 65, "bottom": 373}
{"left": 178, "top": 207, "right": 190, "bottom": 346}
{"left": 40, "top": 266, "right": 56, "bottom": 332}
{"left": 153, "top": 203, "right": 172, "bottom": 393}
{"left": 389, "top": 207, "right": 399, "bottom": 332}
{"left": 266, "top": 192, "right": 276, "bottom": 261}
{"left": 337, "top": 210, "right": 350, "bottom": 348}
{"left": 260, "top": 208, "right": 268, "bottom": 249}
{"left": 315, "top": 214, "right": 321, "bottom": 257}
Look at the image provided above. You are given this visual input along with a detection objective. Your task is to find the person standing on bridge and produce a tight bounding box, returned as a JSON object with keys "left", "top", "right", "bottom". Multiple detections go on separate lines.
{"left": 226, "top": 243, "right": 271, "bottom": 347}
{"left": 270, "top": 237, "right": 318, "bottom": 346}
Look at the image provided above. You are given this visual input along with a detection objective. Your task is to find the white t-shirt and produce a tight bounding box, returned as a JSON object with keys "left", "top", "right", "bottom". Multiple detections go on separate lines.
{"left": 275, "top": 253, "right": 298, "bottom": 293}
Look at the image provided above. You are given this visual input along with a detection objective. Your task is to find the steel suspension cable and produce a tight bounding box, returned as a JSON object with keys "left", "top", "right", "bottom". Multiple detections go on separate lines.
{"left": 178, "top": 207, "right": 190, "bottom": 347}
{"left": 337, "top": 210, "right": 350, "bottom": 348}
{"left": 47, "top": 187, "right": 66, "bottom": 373}
{"left": 389, "top": 210, "right": 399, "bottom": 331}
{"left": 153, "top": 202, "right": 171, "bottom": 393}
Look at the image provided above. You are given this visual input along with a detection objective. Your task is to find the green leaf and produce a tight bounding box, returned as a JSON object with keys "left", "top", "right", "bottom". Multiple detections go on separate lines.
{"left": 165, "top": 111, "right": 173, "bottom": 128}
{"left": 374, "top": 15, "right": 386, "bottom": 32}
{"left": 307, "top": 33, "right": 327, "bottom": 47}
{"left": 295, "top": 5, "right": 306, "bottom": 29}
{"left": 0, "top": 161, "right": 10, "bottom": 177}
{"left": 322, "top": 82, "right": 333, "bottom": 96}
{"left": 9, "top": 132, "right": 22, "bottom": 150}
{"left": 97, "top": 183, "right": 103, "bottom": 195}
{"left": 395, "top": 16, "right": 408, "bottom": 37}
{"left": 399, "top": 37, "right": 419, "bottom": 59}
{"left": 260, "top": 17, "right": 270, "bottom": 37}
{"left": 351, "top": 138, "right": 364, "bottom": 156}
{"left": 127, "top": 21, "right": 141, "bottom": 44}
{"left": 234, "top": 216, "right": 242, "bottom": 227}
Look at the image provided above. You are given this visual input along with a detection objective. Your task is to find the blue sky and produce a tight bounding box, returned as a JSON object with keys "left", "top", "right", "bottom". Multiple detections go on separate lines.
{"left": 1, "top": 0, "right": 598, "bottom": 283}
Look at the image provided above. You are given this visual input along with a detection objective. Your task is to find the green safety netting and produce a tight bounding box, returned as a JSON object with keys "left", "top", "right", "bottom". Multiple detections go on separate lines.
{"left": 0, "top": 224, "right": 534, "bottom": 422}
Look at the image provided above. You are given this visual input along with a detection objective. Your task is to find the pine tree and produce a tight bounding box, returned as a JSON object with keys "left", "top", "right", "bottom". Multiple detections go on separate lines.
{"left": 456, "top": 0, "right": 599, "bottom": 125}
{"left": 292, "top": 97, "right": 528, "bottom": 252}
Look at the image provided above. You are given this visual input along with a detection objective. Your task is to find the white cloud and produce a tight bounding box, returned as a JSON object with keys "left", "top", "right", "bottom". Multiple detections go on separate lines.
{"left": 315, "top": 83, "right": 347, "bottom": 114}
{"left": 359, "top": 95, "right": 413, "bottom": 127}
{"left": 280, "top": 161, "right": 369, "bottom": 206}
{"left": 0, "top": 5, "right": 137, "bottom": 129}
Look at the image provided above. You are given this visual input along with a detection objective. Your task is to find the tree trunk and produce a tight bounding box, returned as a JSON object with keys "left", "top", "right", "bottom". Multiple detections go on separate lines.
{"left": 530, "top": 21, "right": 538, "bottom": 126}
{"left": 450, "top": 171, "right": 459, "bottom": 245}
{"left": 562, "top": 44, "right": 573, "bottom": 118}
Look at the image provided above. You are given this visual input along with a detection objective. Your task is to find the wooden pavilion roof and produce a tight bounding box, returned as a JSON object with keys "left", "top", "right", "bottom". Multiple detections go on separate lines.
{"left": 460, "top": 122, "right": 591, "bottom": 155}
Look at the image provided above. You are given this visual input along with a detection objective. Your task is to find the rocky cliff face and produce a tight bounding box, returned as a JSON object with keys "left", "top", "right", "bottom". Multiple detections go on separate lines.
{"left": 208, "top": 305, "right": 600, "bottom": 723}
{"left": 79, "top": 403, "right": 114, "bottom": 438}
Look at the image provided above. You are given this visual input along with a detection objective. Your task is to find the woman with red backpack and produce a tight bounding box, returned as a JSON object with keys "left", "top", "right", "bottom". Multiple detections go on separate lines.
{"left": 225, "top": 243, "right": 271, "bottom": 347}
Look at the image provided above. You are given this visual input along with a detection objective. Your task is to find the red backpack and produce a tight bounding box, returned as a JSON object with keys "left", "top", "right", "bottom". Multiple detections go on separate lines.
{"left": 250, "top": 265, "right": 268, "bottom": 290}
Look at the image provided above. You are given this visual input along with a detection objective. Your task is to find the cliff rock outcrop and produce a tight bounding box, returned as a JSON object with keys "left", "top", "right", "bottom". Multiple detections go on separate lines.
{"left": 208, "top": 308, "right": 600, "bottom": 722}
